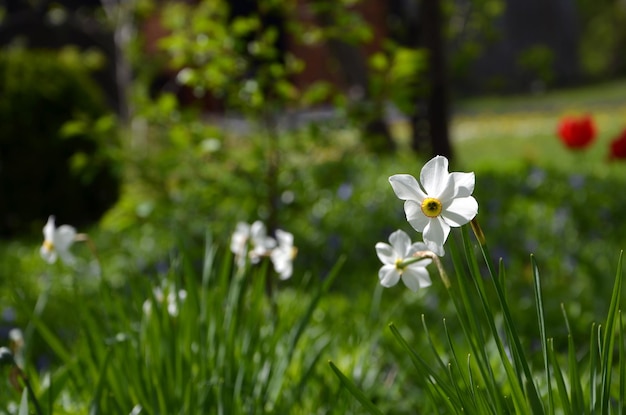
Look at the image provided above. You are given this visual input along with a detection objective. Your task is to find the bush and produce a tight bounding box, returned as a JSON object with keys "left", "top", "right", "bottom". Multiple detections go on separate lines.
{"left": 0, "top": 48, "right": 119, "bottom": 237}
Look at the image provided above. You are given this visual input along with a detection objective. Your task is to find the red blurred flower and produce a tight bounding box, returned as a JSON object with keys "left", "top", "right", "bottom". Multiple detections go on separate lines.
{"left": 557, "top": 115, "right": 596, "bottom": 150}
{"left": 609, "top": 128, "right": 626, "bottom": 160}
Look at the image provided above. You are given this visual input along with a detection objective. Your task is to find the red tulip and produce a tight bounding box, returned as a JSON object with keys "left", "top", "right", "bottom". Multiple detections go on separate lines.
{"left": 557, "top": 115, "right": 596, "bottom": 150}
{"left": 609, "top": 129, "right": 626, "bottom": 160}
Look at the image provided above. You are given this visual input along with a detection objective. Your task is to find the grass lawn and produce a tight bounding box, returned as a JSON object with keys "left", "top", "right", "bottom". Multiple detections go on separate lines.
{"left": 452, "top": 78, "right": 626, "bottom": 173}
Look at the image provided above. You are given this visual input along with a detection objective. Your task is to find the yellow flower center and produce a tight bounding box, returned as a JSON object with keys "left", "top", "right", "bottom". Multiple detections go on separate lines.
{"left": 421, "top": 197, "right": 443, "bottom": 218}
{"left": 42, "top": 240, "right": 54, "bottom": 252}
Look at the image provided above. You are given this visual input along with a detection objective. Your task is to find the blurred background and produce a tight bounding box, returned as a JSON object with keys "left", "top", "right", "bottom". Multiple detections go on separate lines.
{"left": 1, "top": 0, "right": 626, "bottom": 366}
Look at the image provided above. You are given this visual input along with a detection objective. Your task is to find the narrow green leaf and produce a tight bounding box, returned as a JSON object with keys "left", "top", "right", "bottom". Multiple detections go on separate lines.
{"left": 89, "top": 346, "right": 115, "bottom": 415}
{"left": 531, "top": 254, "right": 553, "bottom": 414}
{"left": 463, "top": 225, "right": 543, "bottom": 414}
{"left": 458, "top": 227, "right": 530, "bottom": 414}
{"left": 422, "top": 315, "right": 451, "bottom": 375}
{"left": 19, "top": 388, "right": 28, "bottom": 415}
{"left": 328, "top": 361, "right": 384, "bottom": 415}
{"left": 600, "top": 250, "right": 623, "bottom": 413}
{"left": 567, "top": 333, "right": 585, "bottom": 414}
{"left": 562, "top": 305, "right": 585, "bottom": 414}
{"left": 265, "top": 256, "right": 345, "bottom": 405}
{"left": 589, "top": 323, "right": 599, "bottom": 414}
{"left": 617, "top": 310, "right": 626, "bottom": 415}
{"left": 388, "top": 323, "right": 460, "bottom": 408}
{"left": 448, "top": 236, "right": 502, "bottom": 410}
{"left": 442, "top": 318, "right": 476, "bottom": 412}
{"left": 30, "top": 317, "right": 73, "bottom": 364}
{"left": 547, "top": 338, "right": 572, "bottom": 415}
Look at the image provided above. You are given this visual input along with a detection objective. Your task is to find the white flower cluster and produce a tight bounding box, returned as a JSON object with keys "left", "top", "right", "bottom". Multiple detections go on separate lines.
{"left": 230, "top": 221, "right": 296, "bottom": 280}
{"left": 376, "top": 156, "right": 478, "bottom": 291}
{"left": 143, "top": 281, "right": 188, "bottom": 318}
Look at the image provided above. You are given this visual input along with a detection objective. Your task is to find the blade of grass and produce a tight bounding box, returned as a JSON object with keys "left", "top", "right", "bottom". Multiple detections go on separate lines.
{"left": 547, "top": 338, "right": 572, "bottom": 415}
{"left": 422, "top": 315, "right": 453, "bottom": 376}
{"left": 388, "top": 322, "right": 461, "bottom": 409}
{"left": 589, "top": 323, "right": 599, "bottom": 414}
{"left": 459, "top": 227, "right": 531, "bottom": 413}
{"left": 328, "top": 361, "right": 384, "bottom": 415}
{"left": 443, "top": 318, "right": 478, "bottom": 413}
{"left": 265, "top": 256, "right": 346, "bottom": 405}
{"left": 88, "top": 346, "right": 114, "bottom": 415}
{"left": 561, "top": 305, "right": 585, "bottom": 414}
{"left": 464, "top": 225, "right": 544, "bottom": 413}
{"left": 600, "top": 250, "right": 623, "bottom": 413}
{"left": 617, "top": 310, "right": 626, "bottom": 415}
{"left": 531, "top": 254, "right": 554, "bottom": 414}
{"left": 447, "top": 236, "right": 502, "bottom": 411}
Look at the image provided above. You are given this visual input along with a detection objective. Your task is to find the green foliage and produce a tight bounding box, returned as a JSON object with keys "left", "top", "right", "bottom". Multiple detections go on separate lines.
{"left": 0, "top": 47, "right": 119, "bottom": 237}
{"left": 517, "top": 44, "right": 555, "bottom": 87}
{"left": 368, "top": 44, "right": 428, "bottom": 115}
{"left": 576, "top": 0, "right": 626, "bottom": 78}
{"left": 157, "top": 0, "right": 331, "bottom": 114}
{"left": 445, "top": 0, "right": 505, "bottom": 83}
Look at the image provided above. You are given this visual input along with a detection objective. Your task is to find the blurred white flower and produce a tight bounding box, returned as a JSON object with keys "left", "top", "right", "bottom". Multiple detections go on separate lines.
{"left": 40, "top": 216, "right": 77, "bottom": 264}
{"left": 375, "top": 230, "right": 432, "bottom": 291}
{"left": 143, "top": 284, "right": 187, "bottom": 318}
{"left": 230, "top": 221, "right": 276, "bottom": 266}
{"left": 389, "top": 155, "right": 478, "bottom": 256}
{"left": 270, "top": 229, "right": 297, "bottom": 280}
{"left": 8, "top": 328, "right": 24, "bottom": 367}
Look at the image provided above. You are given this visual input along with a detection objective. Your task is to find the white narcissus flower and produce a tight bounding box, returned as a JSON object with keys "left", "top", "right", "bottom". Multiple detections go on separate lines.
{"left": 389, "top": 155, "right": 478, "bottom": 256}
{"left": 40, "top": 216, "right": 77, "bottom": 265}
{"left": 270, "top": 229, "right": 297, "bottom": 280}
{"left": 375, "top": 229, "right": 432, "bottom": 291}
{"left": 230, "top": 221, "right": 276, "bottom": 266}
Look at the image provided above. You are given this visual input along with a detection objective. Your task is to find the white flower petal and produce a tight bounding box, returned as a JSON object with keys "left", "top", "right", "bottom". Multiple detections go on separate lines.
{"left": 230, "top": 222, "right": 250, "bottom": 255}
{"left": 442, "top": 196, "right": 478, "bottom": 227}
{"left": 43, "top": 216, "right": 55, "bottom": 241}
{"left": 420, "top": 156, "right": 449, "bottom": 196}
{"left": 274, "top": 260, "right": 293, "bottom": 280}
{"left": 408, "top": 242, "right": 429, "bottom": 254}
{"left": 40, "top": 245, "right": 57, "bottom": 264}
{"left": 402, "top": 266, "right": 432, "bottom": 291}
{"left": 425, "top": 239, "right": 445, "bottom": 257}
{"left": 422, "top": 217, "right": 450, "bottom": 256}
{"left": 435, "top": 174, "right": 457, "bottom": 203}
{"left": 271, "top": 230, "right": 295, "bottom": 280}
{"left": 405, "top": 201, "right": 429, "bottom": 232}
{"left": 275, "top": 229, "right": 293, "bottom": 246}
{"left": 54, "top": 225, "right": 76, "bottom": 251}
{"left": 389, "top": 174, "right": 426, "bottom": 201}
{"left": 375, "top": 242, "right": 396, "bottom": 265}
{"left": 250, "top": 221, "right": 266, "bottom": 238}
{"left": 389, "top": 230, "right": 411, "bottom": 257}
{"left": 379, "top": 265, "right": 401, "bottom": 288}
{"left": 57, "top": 250, "right": 76, "bottom": 266}
{"left": 451, "top": 172, "right": 475, "bottom": 198}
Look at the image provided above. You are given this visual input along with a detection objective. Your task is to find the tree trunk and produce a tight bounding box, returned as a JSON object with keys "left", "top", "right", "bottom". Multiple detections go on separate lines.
{"left": 414, "top": 0, "right": 453, "bottom": 160}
